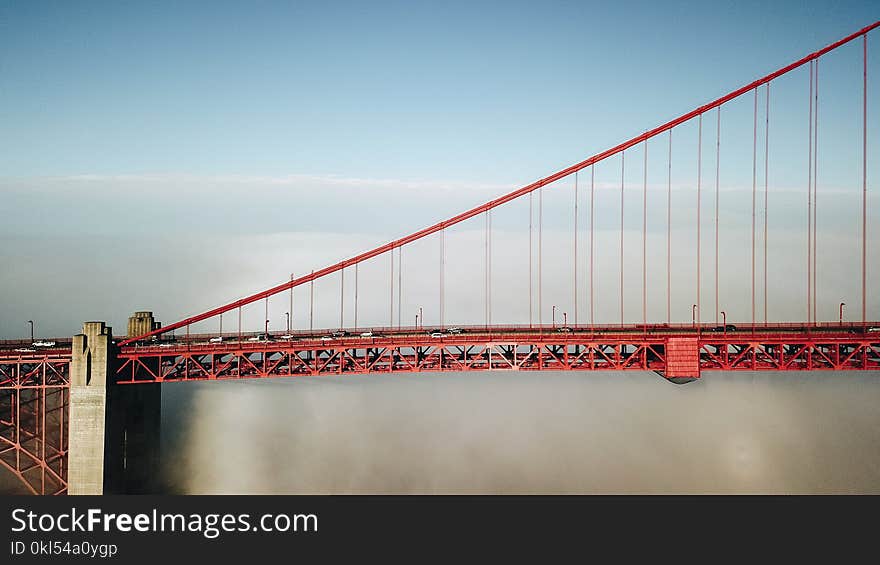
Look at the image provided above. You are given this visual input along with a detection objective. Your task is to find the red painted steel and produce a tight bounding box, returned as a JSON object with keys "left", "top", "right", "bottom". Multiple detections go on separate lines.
{"left": 114, "top": 326, "right": 880, "bottom": 384}
{"left": 119, "top": 20, "right": 880, "bottom": 347}
{"left": 0, "top": 354, "right": 70, "bottom": 495}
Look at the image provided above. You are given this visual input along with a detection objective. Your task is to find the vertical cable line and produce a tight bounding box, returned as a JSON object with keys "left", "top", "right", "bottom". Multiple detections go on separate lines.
{"left": 529, "top": 192, "right": 533, "bottom": 328}
{"left": 752, "top": 87, "right": 758, "bottom": 328}
{"left": 354, "top": 264, "right": 358, "bottom": 329}
{"left": 715, "top": 107, "right": 721, "bottom": 325}
{"left": 863, "top": 34, "right": 868, "bottom": 325}
{"left": 667, "top": 130, "right": 672, "bottom": 325}
{"left": 642, "top": 138, "right": 648, "bottom": 328}
{"left": 574, "top": 172, "right": 579, "bottom": 326}
{"left": 440, "top": 228, "right": 445, "bottom": 329}
{"left": 389, "top": 250, "right": 394, "bottom": 327}
{"left": 539, "top": 187, "right": 544, "bottom": 326}
{"left": 813, "top": 59, "right": 819, "bottom": 321}
{"left": 398, "top": 246, "right": 402, "bottom": 329}
{"left": 696, "top": 114, "right": 702, "bottom": 330}
{"left": 764, "top": 83, "right": 770, "bottom": 325}
{"left": 309, "top": 270, "right": 314, "bottom": 331}
{"left": 590, "top": 166, "right": 595, "bottom": 330}
{"left": 340, "top": 268, "right": 344, "bottom": 329}
{"left": 808, "top": 60, "right": 814, "bottom": 324}
{"left": 620, "top": 152, "right": 625, "bottom": 325}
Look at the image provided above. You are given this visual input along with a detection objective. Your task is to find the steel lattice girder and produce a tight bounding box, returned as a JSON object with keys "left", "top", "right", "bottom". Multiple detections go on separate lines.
{"left": 0, "top": 357, "right": 70, "bottom": 495}
{"left": 114, "top": 334, "right": 880, "bottom": 384}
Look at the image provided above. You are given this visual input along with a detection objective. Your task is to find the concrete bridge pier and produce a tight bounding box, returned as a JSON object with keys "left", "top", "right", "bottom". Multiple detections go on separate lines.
{"left": 67, "top": 321, "right": 161, "bottom": 494}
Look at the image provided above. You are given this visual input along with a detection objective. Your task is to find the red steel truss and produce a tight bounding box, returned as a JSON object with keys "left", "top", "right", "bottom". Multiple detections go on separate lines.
{"left": 0, "top": 352, "right": 71, "bottom": 495}
{"left": 114, "top": 329, "right": 880, "bottom": 384}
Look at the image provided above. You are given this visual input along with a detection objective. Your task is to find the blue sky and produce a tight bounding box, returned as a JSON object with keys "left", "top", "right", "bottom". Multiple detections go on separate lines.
{"left": 2, "top": 1, "right": 878, "bottom": 181}
{"left": 1, "top": 1, "right": 879, "bottom": 337}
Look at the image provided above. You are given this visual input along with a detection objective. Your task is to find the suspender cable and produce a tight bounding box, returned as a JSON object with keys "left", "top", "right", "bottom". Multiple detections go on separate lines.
{"left": 529, "top": 192, "right": 533, "bottom": 328}
{"left": 696, "top": 114, "right": 702, "bottom": 330}
{"left": 354, "top": 264, "right": 358, "bottom": 329}
{"left": 808, "top": 60, "right": 814, "bottom": 325}
{"left": 485, "top": 210, "right": 491, "bottom": 327}
{"left": 764, "top": 83, "right": 770, "bottom": 325}
{"left": 590, "top": 166, "right": 595, "bottom": 331}
{"left": 620, "top": 151, "right": 625, "bottom": 325}
{"left": 309, "top": 270, "right": 314, "bottom": 331}
{"left": 389, "top": 250, "right": 394, "bottom": 327}
{"left": 398, "top": 246, "right": 402, "bottom": 329}
{"left": 539, "top": 186, "right": 544, "bottom": 327}
{"left": 715, "top": 107, "right": 721, "bottom": 325}
{"left": 643, "top": 138, "right": 648, "bottom": 329}
{"left": 440, "top": 228, "right": 445, "bottom": 329}
{"left": 668, "top": 130, "right": 672, "bottom": 325}
{"left": 574, "top": 172, "right": 579, "bottom": 327}
{"left": 863, "top": 34, "right": 868, "bottom": 325}
{"left": 340, "top": 267, "right": 344, "bottom": 329}
{"left": 815, "top": 66, "right": 820, "bottom": 320}
{"left": 752, "top": 87, "right": 758, "bottom": 329}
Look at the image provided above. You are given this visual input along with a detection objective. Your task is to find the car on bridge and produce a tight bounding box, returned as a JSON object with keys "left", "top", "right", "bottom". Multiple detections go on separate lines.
{"left": 278, "top": 334, "right": 296, "bottom": 340}
{"left": 32, "top": 340, "right": 56, "bottom": 347}
{"left": 209, "top": 336, "right": 223, "bottom": 343}
{"left": 448, "top": 327, "right": 463, "bottom": 334}
{"left": 430, "top": 332, "right": 446, "bottom": 338}
{"left": 14, "top": 347, "right": 36, "bottom": 353}
{"left": 556, "top": 326, "right": 573, "bottom": 333}
{"left": 710, "top": 325, "right": 737, "bottom": 332}
{"left": 331, "top": 330, "right": 347, "bottom": 338}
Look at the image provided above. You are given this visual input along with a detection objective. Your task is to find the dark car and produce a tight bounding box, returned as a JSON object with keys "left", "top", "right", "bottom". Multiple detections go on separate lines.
{"left": 711, "top": 324, "right": 737, "bottom": 332}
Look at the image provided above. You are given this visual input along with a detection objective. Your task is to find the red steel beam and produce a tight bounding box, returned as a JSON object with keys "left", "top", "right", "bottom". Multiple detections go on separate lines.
{"left": 119, "top": 20, "right": 880, "bottom": 347}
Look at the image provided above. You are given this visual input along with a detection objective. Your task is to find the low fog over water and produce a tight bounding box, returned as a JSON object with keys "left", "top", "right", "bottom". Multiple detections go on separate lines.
{"left": 159, "top": 370, "right": 880, "bottom": 494}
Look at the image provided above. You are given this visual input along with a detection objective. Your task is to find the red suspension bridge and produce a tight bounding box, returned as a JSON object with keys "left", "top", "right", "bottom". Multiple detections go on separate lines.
{"left": 2, "top": 22, "right": 880, "bottom": 494}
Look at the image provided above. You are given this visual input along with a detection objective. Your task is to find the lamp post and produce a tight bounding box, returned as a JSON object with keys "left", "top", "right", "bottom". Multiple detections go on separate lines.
{"left": 692, "top": 304, "right": 697, "bottom": 327}
{"left": 27, "top": 320, "right": 33, "bottom": 344}
{"left": 265, "top": 319, "right": 269, "bottom": 339}
{"left": 285, "top": 312, "right": 290, "bottom": 333}
{"left": 721, "top": 311, "right": 727, "bottom": 335}
{"left": 839, "top": 302, "right": 846, "bottom": 325}
{"left": 563, "top": 312, "right": 567, "bottom": 327}
{"left": 419, "top": 307, "right": 423, "bottom": 329}
{"left": 552, "top": 305, "right": 557, "bottom": 328}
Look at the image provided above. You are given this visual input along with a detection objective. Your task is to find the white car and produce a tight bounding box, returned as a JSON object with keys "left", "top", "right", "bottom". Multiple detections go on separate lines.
{"left": 209, "top": 336, "right": 223, "bottom": 343}
{"left": 247, "top": 336, "right": 266, "bottom": 342}
{"left": 159, "top": 343, "right": 175, "bottom": 348}
{"left": 15, "top": 347, "right": 36, "bottom": 353}
{"left": 430, "top": 332, "right": 446, "bottom": 338}
{"left": 32, "top": 340, "right": 56, "bottom": 347}
{"left": 360, "top": 331, "right": 373, "bottom": 338}
{"left": 278, "top": 334, "right": 296, "bottom": 340}
{"left": 320, "top": 336, "right": 334, "bottom": 341}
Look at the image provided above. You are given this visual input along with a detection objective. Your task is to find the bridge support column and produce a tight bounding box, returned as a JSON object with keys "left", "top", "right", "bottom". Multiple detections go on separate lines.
{"left": 67, "top": 321, "right": 162, "bottom": 494}
{"left": 67, "top": 322, "right": 112, "bottom": 495}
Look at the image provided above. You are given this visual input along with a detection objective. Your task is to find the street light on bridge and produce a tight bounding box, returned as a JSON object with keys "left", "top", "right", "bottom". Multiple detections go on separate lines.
{"left": 692, "top": 305, "right": 697, "bottom": 327}
{"left": 285, "top": 311, "right": 290, "bottom": 333}
{"left": 552, "top": 305, "right": 557, "bottom": 328}
{"left": 721, "top": 311, "right": 727, "bottom": 335}
{"left": 27, "top": 320, "right": 34, "bottom": 344}
{"left": 839, "top": 302, "right": 846, "bottom": 325}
